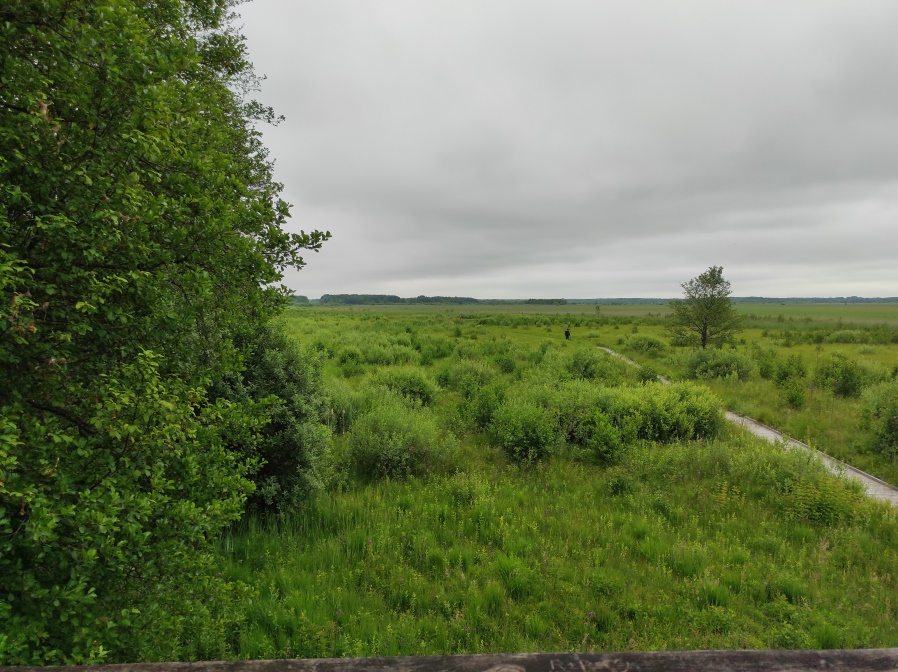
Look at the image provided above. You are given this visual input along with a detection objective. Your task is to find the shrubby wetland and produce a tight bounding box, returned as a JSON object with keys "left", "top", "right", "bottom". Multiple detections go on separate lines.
{"left": 217, "top": 302, "right": 898, "bottom": 658}
{"left": 6, "top": 1, "right": 897, "bottom": 664}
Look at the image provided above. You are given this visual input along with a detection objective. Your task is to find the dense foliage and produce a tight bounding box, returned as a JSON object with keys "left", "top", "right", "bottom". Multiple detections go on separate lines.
{"left": 862, "top": 381, "right": 898, "bottom": 457}
{"left": 211, "top": 323, "right": 331, "bottom": 512}
{"left": 0, "top": 0, "right": 327, "bottom": 662}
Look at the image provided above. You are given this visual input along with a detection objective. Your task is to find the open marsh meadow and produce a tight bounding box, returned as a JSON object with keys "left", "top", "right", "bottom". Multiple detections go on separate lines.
{"left": 216, "top": 304, "right": 898, "bottom": 657}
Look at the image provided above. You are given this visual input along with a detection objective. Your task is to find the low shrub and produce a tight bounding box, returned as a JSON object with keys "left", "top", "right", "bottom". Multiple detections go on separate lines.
{"left": 612, "top": 382, "right": 724, "bottom": 442}
{"left": 824, "top": 330, "right": 869, "bottom": 344}
{"left": 684, "top": 348, "right": 756, "bottom": 381}
{"left": 363, "top": 343, "right": 419, "bottom": 366}
{"left": 624, "top": 334, "right": 667, "bottom": 355}
{"left": 605, "top": 469, "right": 636, "bottom": 495}
{"left": 338, "top": 345, "right": 363, "bottom": 364}
{"left": 669, "top": 333, "right": 697, "bottom": 347}
{"left": 414, "top": 336, "right": 454, "bottom": 365}
{"left": 814, "top": 353, "right": 885, "bottom": 398}
{"left": 581, "top": 410, "right": 624, "bottom": 463}
{"left": 861, "top": 380, "right": 898, "bottom": 457}
{"left": 462, "top": 382, "right": 507, "bottom": 430}
{"left": 493, "top": 353, "right": 517, "bottom": 374}
{"left": 325, "top": 380, "right": 371, "bottom": 434}
{"left": 774, "top": 353, "right": 807, "bottom": 386}
{"left": 569, "top": 348, "right": 605, "bottom": 380}
{"left": 438, "top": 359, "right": 495, "bottom": 397}
{"left": 637, "top": 366, "right": 661, "bottom": 384}
{"left": 781, "top": 380, "right": 806, "bottom": 410}
{"left": 372, "top": 366, "right": 438, "bottom": 405}
{"left": 490, "top": 397, "right": 557, "bottom": 462}
{"left": 550, "top": 379, "right": 722, "bottom": 448}
{"left": 564, "top": 348, "right": 627, "bottom": 384}
{"left": 348, "top": 402, "right": 458, "bottom": 480}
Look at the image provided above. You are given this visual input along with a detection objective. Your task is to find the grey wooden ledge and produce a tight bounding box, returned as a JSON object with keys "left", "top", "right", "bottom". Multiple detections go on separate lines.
{"left": 5, "top": 650, "right": 898, "bottom": 672}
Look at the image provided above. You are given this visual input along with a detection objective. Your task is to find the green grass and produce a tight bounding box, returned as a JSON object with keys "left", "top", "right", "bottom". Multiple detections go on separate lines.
{"left": 734, "top": 304, "right": 898, "bottom": 326}
{"left": 214, "top": 307, "right": 898, "bottom": 658}
{"left": 219, "top": 434, "right": 898, "bottom": 657}
{"left": 301, "top": 303, "right": 669, "bottom": 317}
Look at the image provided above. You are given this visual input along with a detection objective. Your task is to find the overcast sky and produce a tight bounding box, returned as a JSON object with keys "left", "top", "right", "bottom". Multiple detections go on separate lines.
{"left": 237, "top": 1, "right": 898, "bottom": 299}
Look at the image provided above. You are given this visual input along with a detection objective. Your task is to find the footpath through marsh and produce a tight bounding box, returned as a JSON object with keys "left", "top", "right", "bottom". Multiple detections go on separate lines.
{"left": 598, "top": 347, "right": 898, "bottom": 507}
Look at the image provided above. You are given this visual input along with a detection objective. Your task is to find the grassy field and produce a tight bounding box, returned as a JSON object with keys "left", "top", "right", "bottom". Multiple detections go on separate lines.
{"left": 305, "top": 303, "right": 668, "bottom": 318}
{"left": 304, "top": 302, "right": 898, "bottom": 325}
{"left": 215, "top": 306, "right": 898, "bottom": 658}
{"left": 734, "top": 304, "right": 898, "bottom": 326}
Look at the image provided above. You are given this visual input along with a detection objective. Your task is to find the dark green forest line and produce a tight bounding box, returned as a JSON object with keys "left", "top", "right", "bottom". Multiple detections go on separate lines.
{"left": 298, "top": 294, "right": 898, "bottom": 306}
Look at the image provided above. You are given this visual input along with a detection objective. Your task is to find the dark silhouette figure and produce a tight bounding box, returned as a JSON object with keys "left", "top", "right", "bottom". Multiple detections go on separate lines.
{"left": 564, "top": 327, "right": 571, "bottom": 340}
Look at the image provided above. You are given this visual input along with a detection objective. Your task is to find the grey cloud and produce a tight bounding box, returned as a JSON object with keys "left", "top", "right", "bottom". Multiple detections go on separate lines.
{"left": 242, "top": 0, "right": 898, "bottom": 298}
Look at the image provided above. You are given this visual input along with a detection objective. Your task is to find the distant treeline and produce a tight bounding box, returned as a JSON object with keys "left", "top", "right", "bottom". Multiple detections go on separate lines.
{"left": 576, "top": 297, "right": 898, "bottom": 304}
{"left": 305, "top": 294, "right": 568, "bottom": 306}
{"left": 292, "top": 294, "right": 898, "bottom": 306}
{"left": 731, "top": 296, "right": 898, "bottom": 304}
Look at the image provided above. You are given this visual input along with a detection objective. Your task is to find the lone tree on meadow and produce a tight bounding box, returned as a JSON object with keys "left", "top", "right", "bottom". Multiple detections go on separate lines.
{"left": 668, "top": 266, "right": 742, "bottom": 349}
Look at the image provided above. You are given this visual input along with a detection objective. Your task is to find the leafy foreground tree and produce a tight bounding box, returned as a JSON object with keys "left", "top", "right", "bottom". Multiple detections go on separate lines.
{"left": 668, "top": 266, "right": 742, "bottom": 349}
{"left": 0, "top": 0, "right": 328, "bottom": 663}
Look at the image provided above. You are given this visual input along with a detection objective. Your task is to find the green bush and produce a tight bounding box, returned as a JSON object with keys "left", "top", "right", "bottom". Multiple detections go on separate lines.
{"left": 551, "top": 380, "right": 608, "bottom": 444}
{"left": 637, "top": 366, "right": 661, "bottom": 384}
{"left": 362, "top": 343, "right": 419, "bottom": 366}
{"left": 824, "top": 330, "right": 869, "bottom": 344}
{"left": 347, "top": 402, "right": 458, "bottom": 480}
{"left": 782, "top": 475, "right": 860, "bottom": 527}
{"left": 324, "top": 379, "right": 369, "bottom": 434}
{"left": 437, "top": 359, "right": 495, "bottom": 398}
{"left": 669, "top": 333, "right": 697, "bottom": 347}
{"left": 581, "top": 410, "right": 624, "bottom": 463}
{"left": 490, "top": 398, "right": 557, "bottom": 462}
{"left": 624, "top": 334, "right": 667, "bottom": 355}
{"left": 493, "top": 353, "right": 517, "bottom": 374}
{"left": 774, "top": 353, "right": 807, "bottom": 386}
{"left": 324, "top": 382, "right": 409, "bottom": 434}
{"left": 614, "top": 383, "right": 723, "bottom": 442}
{"left": 462, "top": 382, "right": 507, "bottom": 430}
{"left": 861, "top": 381, "right": 898, "bottom": 457}
{"left": 814, "top": 353, "right": 883, "bottom": 398}
{"left": 684, "top": 348, "right": 756, "bottom": 381}
{"left": 569, "top": 348, "right": 605, "bottom": 380}
{"left": 561, "top": 347, "right": 626, "bottom": 384}
{"left": 781, "top": 380, "right": 806, "bottom": 410}
{"left": 546, "top": 379, "right": 721, "bottom": 449}
{"left": 372, "top": 366, "right": 438, "bottom": 405}
{"left": 338, "top": 345, "right": 364, "bottom": 364}
{"left": 414, "top": 336, "right": 453, "bottom": 364}
{"left": 213, "top": 323, "right": 331, "bottom": 512}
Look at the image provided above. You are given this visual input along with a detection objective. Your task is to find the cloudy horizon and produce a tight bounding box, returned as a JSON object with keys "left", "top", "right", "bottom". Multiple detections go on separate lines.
{"left": 237, "top": 1, "right": 898, "bottom": 300}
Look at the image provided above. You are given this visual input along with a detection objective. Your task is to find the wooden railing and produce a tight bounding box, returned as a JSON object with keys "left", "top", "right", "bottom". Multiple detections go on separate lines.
{"left": 5, "top": 650, "right": 898, "bottom": 672}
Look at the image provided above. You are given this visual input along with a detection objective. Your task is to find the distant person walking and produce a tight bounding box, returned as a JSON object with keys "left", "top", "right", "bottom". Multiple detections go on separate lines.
{"left": 564, "top": 327, "right": 571, "bottom": 340}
